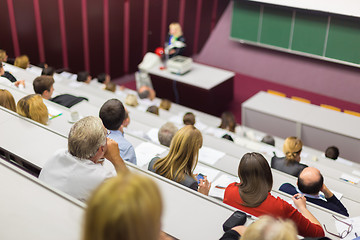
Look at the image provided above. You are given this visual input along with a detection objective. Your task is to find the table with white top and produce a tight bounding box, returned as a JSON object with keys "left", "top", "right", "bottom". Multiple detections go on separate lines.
{"left": 242, "top": 91, "right": 360, "bottom": 162}
{"left": 148, "top": 62, "right": 235, "bottom": 115}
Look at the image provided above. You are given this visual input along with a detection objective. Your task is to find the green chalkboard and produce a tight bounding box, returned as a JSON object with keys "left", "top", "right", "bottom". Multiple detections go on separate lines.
{"left": 260, "top": 6, "right": 292, "bottom": 48}
{"left": 326, "top": 16, "right": 360, "bottom": 64}
{"left": 291, "top": 12, "right": 328, "bottom": 56}
{"left": 231, "top": 1, "right": 360, "bottom": 67}
{"left": 231, "top": 1, "right": 260, "bottom": 42}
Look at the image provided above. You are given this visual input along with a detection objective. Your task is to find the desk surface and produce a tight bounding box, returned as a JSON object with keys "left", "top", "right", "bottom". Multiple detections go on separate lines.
{"left": 148, "top": 62, "right": 235, "bottom": 90}
{"left": 0, "top": 160, "right": 84, "bottom": 240}
{"left": 242, "top": 91, "right": 360, "bottom": 139}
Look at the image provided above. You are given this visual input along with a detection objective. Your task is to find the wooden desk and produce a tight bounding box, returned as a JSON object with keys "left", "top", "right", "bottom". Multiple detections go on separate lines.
{"left": 148, "top": 63, "right": 235, "bottom": 115}
{"left": 242, "top": 91, "right": 360, "bottom": 162}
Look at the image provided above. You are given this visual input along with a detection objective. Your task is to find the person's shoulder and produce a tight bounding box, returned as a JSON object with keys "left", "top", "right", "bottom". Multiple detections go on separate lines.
{"left": 279, "top": 183, "right": 296, "bottom": 195}
{"left": 148, "top": 157, "right": 160, "bottom": 171}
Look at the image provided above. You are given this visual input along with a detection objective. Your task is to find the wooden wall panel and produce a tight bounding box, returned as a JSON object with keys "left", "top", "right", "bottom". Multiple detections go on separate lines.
{"left": 129, "top": 0, "right": 144, "bottom": 73}
{"left": 87, "top": 0, "right": 104, "bottom": 77}
{"left": 183, "top": 0, "right": 197, "bottom": 57}
{"left": 63, "top": 0, "right": 84, "bottom": 73}
{"left": 148, "top": 0, "right": 163, "bottom": 53}
{"left": 198, "top": 0, "right": 213, "bottom": 53}
{"left": 108, "top": 0, "right": 124, "bottom": 77}
{"left": 0, "top": 0, "right": 15, "bottom": 58}
{"left": 13, "top": 0, "right": 39, "bottom": 64}
{"left": 1, "top": 0, "right": 229, "bottom": 77}
{"left": 38, "top": 0, "right": 63, "bottom": 68}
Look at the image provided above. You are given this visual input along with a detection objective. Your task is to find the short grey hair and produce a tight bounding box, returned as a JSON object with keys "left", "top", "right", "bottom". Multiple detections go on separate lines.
{"left": 158, "top": 122, "right": 178, "bottom": 147}
{"left": 68, "top": 116, "right": 107, "bottom": 159}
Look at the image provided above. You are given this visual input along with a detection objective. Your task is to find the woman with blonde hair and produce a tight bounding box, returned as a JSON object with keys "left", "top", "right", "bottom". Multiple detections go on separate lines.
{"left": 220, "top": 216, "right": 298, "bottom": 240}
{"left": 148, "top": 125, "right": 211, "bottom": 195}
{"left": 17, "top": 94, "right": 48, "bottom": 125}
{"left": 0, "top": 89, "right": 16, "bottom": 112}
{"left": 167, "top": 22, "right": 185, "bottom": 57}
{"left": 83, "top": 173, "right": 163, "bottom": 240}
{"left": 14, "top": 55, "right": 30, "bottom": 69}
{"left": 223, "top": 152, "right": 324, "bottom": 238}
{"left": 271, "top": 136, "right": 307, "bottom": 177}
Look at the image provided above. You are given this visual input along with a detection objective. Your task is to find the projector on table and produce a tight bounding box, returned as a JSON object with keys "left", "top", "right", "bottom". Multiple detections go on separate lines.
{"left": 167, "top": 56, "right": 193, "bottom": 75}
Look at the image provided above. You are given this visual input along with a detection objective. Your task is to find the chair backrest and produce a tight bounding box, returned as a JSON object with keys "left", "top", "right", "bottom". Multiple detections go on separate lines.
{"left": 291, "top": 96, "right": 311, "bottom": 104}
{"left": 344, "top": 109, "right": 360, "bottom": 117}
{"left": 267, "top": 89, "right": 286, "bottom": 97}
{"left": 320, "top": 104, "right": 341, "bottom": 112}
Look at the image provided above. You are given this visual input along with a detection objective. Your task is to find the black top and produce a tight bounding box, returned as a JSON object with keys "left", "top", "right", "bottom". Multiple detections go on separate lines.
{"left": 148, "top": 157, "right": 198, "bottom": 191}
{"left": 2, "top": 71, "right": 17, "bottom": 83}
{"left": 271, "top": 156, "right": 307, "bottom": 177}
{"left": 279, "top": 183, "right": 349, "bottom": 216}
{"left": 166, "top": 35, "right": 186, "bottom": 58}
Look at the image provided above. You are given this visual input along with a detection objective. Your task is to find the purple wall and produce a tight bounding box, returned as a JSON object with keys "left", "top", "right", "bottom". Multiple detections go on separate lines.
{"left": 0, "top": 0, "right": 229, "bottom": 78}
{"left": 196, "top": 2, "right": 360, "bottom": 106}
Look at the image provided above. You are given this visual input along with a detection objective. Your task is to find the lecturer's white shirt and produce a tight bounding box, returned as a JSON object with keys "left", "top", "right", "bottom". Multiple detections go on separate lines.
{"left": 39, "top": 149, "right": 116, "bottom": 202}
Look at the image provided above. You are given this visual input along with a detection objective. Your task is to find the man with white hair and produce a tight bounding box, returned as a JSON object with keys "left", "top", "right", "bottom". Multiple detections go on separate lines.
{"left": 39, "top": 116, "right": 127, "bottom": 201}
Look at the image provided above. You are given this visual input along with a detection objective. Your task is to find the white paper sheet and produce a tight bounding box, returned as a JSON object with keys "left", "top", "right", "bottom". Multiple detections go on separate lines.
{"left": 340, "top": 173, "right": 360, "bottom": 184}
{"left": 194, "top": 164, "right": 220, "bottom": 182}
{"left": 46, "top": 105, "right": 63, "bottom": 119}
{"left": 335, "top": 216, "right": 360, "bottom": 240}
{"left": 146, "top": 128, "right": 160, "bottom": 144}
{"left": 198, "top": 146, "right": 225, "bottom": 165}
{"left": 208, "top": 174, "right": 239, "bottom": 200}
{"left": 134, "top": 142, "right": 166, "bottom": 168}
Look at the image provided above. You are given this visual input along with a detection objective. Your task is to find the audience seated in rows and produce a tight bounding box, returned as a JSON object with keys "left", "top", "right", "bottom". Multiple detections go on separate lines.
{"left": 138, "top": 85, "right": 156, "bottom": 100}
{"left": 17, "top": 94, "right": 48, "bottom": 125}
{"left": 221, "top": 216, "right": 297, "bottom": 240}
{"left": 222, "top": 134, "right": 234, "bottom": 142}
{"left": 0, "top": 49, "right": 8, "bottom": 62}
{"left": 0, "top": 89, "right": 16, "bottom": 112}
{"left": 261, "top": 135, "right": 275, "bottom": 146}
{"left": 99, "top": 99, "right": 137, "bottom": 165}
{"left": 125, "top": 93, "right": 138, "bottom": 107}
{"left": 223, "top": 152, "right": 324, "bottom": 237}
{"left": 158, "top": 122, "right": 178, "bottom": 147}
{"left": 159, "top": 99, "right": 171, "bottom": 111}
{"left": 183, "top": 112, "right": 195, "bottom": 125}
{"left": 97, "top": 73, "right": 111, "bottom": 85}
{"left": 271, "top": 136, "right": 307, "bottom": 177}
{"left": 33, "top": 75, "right": 87, "bottom": 108}
{"left": 0, "top": 61, "right": 25, "bottom": 87}
{"left": 33, "top": 76, "right": 55, "bottom": 100}
{"left": 219, "top": 111, "right": 236, "bottom": 133}
{"left": 39, "top": 116, "right": 128, "bottom": 201}
{"left": 77, "top": 71, "right": 92, "bottom": 84}
{"left": 105, "top": 82, "right": 116, "bottom": 92}
{"left": 148, "top": 125, "right": 211, "bottom": 195}
{"left": 41, "top": 66, "right": 55, "bottom": 76}
{"left": 83, "top": 173, "right": 164, "bottom": 240}
{"left": 14, "top": 55, "right": 30, "bottom": 69}
{"left": 325, "top": 146, "right": 339, "bottom": 160}
{"left": 280, "top": 167, "right": 349, "bottom": 216}
{"left": 147, "top": 105, "right": 159, "bottom": 115}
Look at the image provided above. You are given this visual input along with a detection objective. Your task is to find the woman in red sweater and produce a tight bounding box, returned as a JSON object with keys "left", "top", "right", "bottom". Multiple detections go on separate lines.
{"left": 223, "top": 152, "right": 325, "bottom": 238}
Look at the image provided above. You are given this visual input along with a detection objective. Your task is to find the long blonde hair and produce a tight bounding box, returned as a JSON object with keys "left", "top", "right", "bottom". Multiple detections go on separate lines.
{"left": 83, "top": 173, "right": 163, "bottom": 240}
{"left": 17, "top": 94, "right": 48, "bottom": 125}
{"left": 242, "top": 216, "right": 298, "bottom": 240}
{"left": 0, "top": 89, "right": 16, "bottom": 112}
{"left": 153, "top": 125, "right": 202, "bottom": 183}
{"left": 14, "top": 55, "right": 30, "bottom": 69}
{"left": 283, "top": 136, "right": 302, "bottom": 163}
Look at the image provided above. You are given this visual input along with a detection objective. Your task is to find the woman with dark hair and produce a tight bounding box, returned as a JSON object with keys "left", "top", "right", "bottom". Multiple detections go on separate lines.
{"left": 223, "top": 152, "right": 324, "bottom": 238}
{"left": 219, "top": 111, "right": 236, "bottom": 132}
